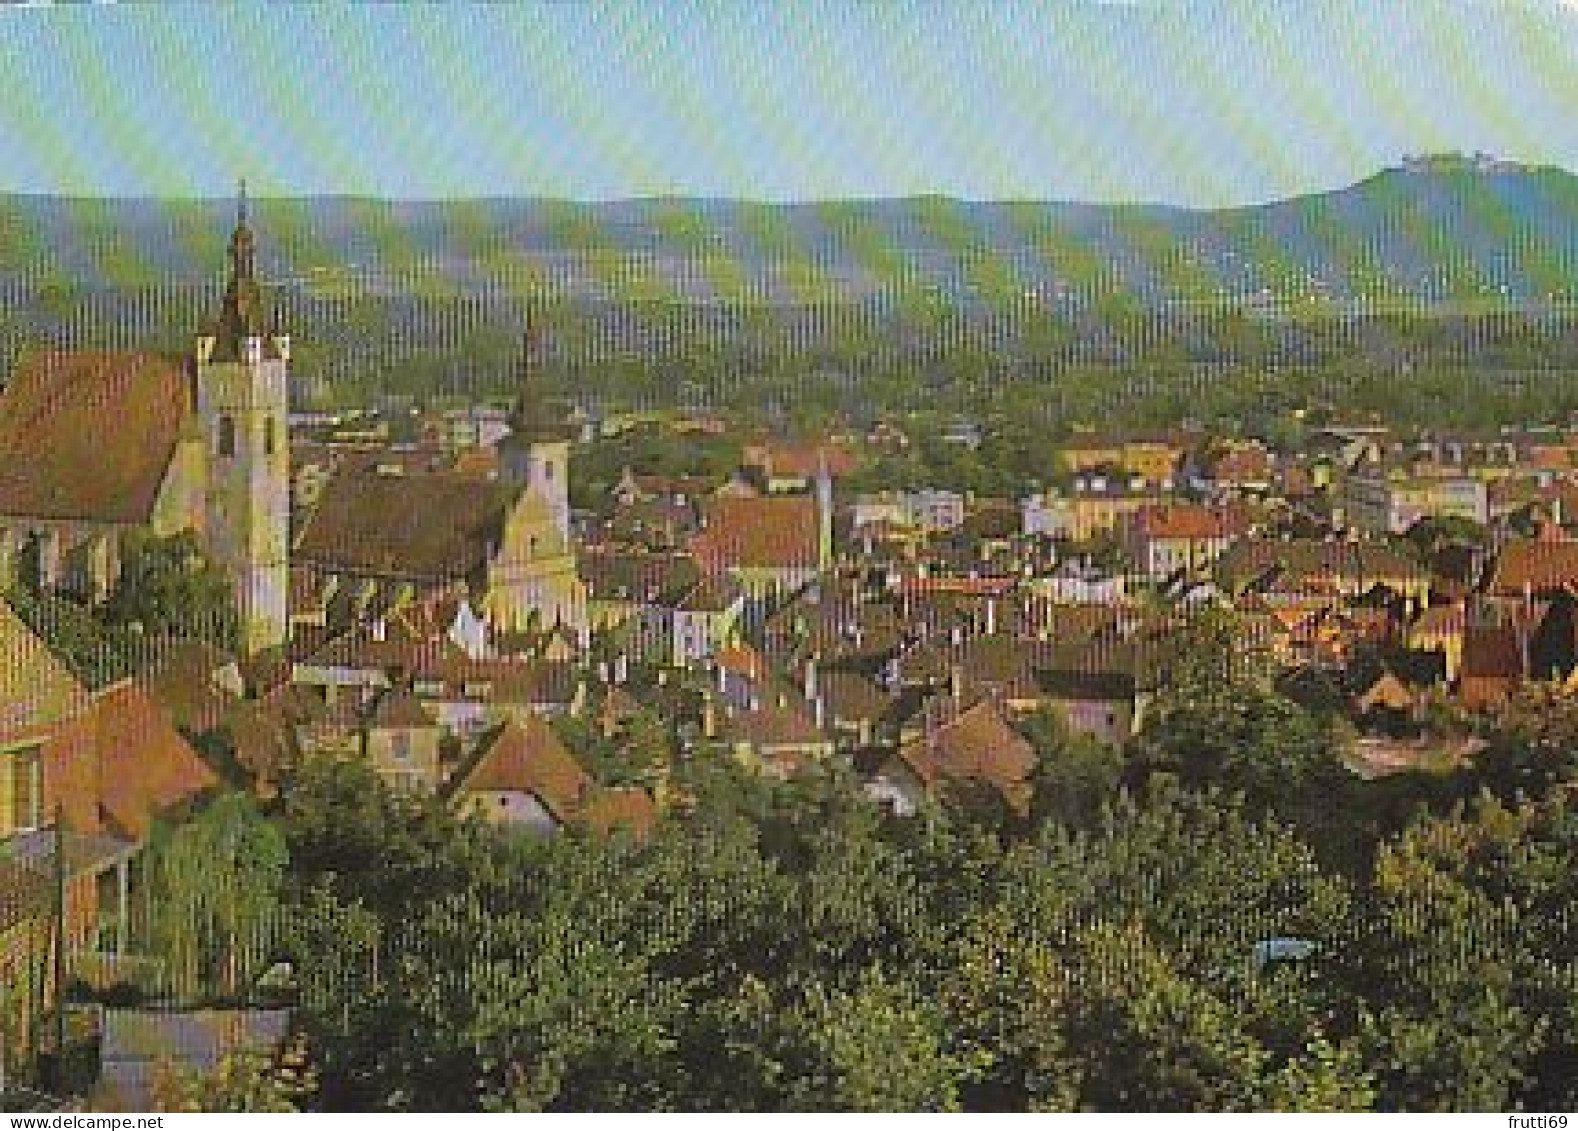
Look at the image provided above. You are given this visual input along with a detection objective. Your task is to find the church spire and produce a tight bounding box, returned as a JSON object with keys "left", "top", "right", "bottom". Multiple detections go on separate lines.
{"left": 507, "top": 321, "right": 565, "bottom": 442}
{"left": 228, "top": 178, "right": 256, "bottom": 283}
{"left": 205, "top": 177, "right": 271, "bottom": 361}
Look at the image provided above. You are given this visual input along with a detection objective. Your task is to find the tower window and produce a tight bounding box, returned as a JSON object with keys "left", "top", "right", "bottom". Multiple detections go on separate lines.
{"left": 218, "top": 415, "right": 236, "bottom": 458}
{"left": 264, "top": 415, "right": 276, "bottom": 456}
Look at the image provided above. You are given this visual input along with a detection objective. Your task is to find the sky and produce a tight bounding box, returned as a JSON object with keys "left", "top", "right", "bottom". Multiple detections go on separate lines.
{"left": 0, "top": 0, "right": 1576, "bottom": 206}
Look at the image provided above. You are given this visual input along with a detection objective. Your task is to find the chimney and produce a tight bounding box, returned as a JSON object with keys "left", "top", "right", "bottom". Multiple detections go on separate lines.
{"left": 985, "top": 598, "right": 997, "bottom": 636}
{"left": 813, "top": 695, "right": 826, "bottom": 731}
{"left": 804, "top": 656, "right": 819, "bottom": 701}
{"left": 615, "top": 653, "right": 629, "bottom": 685}
{"left": 702, "top": 692, "right": 718, "bottom": 738}
{"left": 950, "top": 662, "right": 964, "bottom": 705}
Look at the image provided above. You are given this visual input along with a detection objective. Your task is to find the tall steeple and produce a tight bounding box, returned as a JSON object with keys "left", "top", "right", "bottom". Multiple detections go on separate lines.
{"left": 230, "top": 179, "right": 256, "bottom": 280}
{"left": 209, "top": 178, "right": 271, "bottom": 361}
{"left": 193, "top": 177, "right": 292, "bottom": 656}
{"left": 506, "top": 321, "right": 567, "bottom": 443}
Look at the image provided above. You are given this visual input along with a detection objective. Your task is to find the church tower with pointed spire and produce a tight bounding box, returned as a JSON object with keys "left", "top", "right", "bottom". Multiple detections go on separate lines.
{"left": 487, "top": 324, "right": 586, "bottom": 638}
{"left": 194, "top": 182, "right": 291, "bottom": 654}
{"left": 497, "top": 324, "right": 571, "bottom": 540}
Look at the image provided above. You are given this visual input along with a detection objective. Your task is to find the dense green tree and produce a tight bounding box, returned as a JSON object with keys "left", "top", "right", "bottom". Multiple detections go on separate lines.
{"left": 102, "top": 531, "right": 238, "bottom": 649}
{"left": 144, "top": 792, "right": 289, "bottom": 1001}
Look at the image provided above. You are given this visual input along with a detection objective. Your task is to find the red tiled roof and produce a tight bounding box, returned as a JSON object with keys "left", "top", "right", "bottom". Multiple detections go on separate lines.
{"left": 0, "top": 350, "right": 191, "bottom": 523}
{"left": 447, "top": 716, "right": 590, "bottom": 822}
{"left": 692, "top": 496, "right": 822, "bottom": 572}
{"left": 46, "top": 681, "right": 218, "bottom": 839}
{"left": 1132, "top": 503, "right": 1248, "bottom": 541}
{"left": 745, "top": 443, "right": 860, "bottom": 480}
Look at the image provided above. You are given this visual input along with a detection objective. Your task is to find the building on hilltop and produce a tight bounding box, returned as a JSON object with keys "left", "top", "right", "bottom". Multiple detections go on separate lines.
{"left": 0, "top": 184, "right": 291, "bottom": 655}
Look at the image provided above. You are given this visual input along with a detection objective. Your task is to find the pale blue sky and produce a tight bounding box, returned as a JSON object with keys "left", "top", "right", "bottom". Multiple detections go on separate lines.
{"left": 1, "top": 0, "right": 1575, "bottom": 205}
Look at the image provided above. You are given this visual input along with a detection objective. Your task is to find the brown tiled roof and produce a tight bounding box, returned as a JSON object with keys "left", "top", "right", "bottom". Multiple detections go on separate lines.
{"left": 296, "top": 467, "right": 513, "bottom": 580}
{"left": 893, "top": 699, "right": 1037, "bottom": 816}
{"left": 1460, "top": 625, "right": 1524, "bottom": 681}
{"left": 47, "top": 681, "right": 218, "bottom": 839}
{"left": 1216, "top": 538, "right": 1425, "bottom": 594}
{"left": 720, "top": 694, "right": 827, "bottom": 749}
{"left": 1489, "top": 539, "right": 1578, "bottom": 596}
{"left": 0, "top": 350, "right": 190, "bottom": 523}
{"left": 447, "top": 716, "right": 590, "bottom": 821}
{"left": 692, "top": 496, "right": 821, "bottom": 572}
{"left": 300, "top": 617, "right": 470, "bottom": 677}
{"left": 818, "top": 671, "right": 891, "bottom": 725}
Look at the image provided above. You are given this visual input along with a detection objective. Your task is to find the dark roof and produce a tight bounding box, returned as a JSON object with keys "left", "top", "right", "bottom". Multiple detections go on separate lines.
{"left": 0, "top": 350, "right": 191, "bottom": 523}
{"left": 579, "top": 549, "right": 700, "bottom": 603}
{"left": 295, "top": 467, "right": 514, "bottom": 580}
{"left": 1036, "top": 668, "right": 1137, "bottom": 702}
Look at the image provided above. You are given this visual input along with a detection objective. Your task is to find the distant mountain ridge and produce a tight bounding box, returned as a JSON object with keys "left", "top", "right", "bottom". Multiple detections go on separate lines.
{"left": 2, "top": 158, "right": 1576, "bottom": 307}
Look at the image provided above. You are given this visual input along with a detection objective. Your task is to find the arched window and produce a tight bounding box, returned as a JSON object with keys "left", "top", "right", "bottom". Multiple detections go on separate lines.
{"left": 218, "top": 415, "right": 236, "bottom": 458}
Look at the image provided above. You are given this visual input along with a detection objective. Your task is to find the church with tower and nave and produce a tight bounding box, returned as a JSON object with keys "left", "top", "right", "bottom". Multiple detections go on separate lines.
{"left": 0, "top": 186, "right": 586, "bottom": 660}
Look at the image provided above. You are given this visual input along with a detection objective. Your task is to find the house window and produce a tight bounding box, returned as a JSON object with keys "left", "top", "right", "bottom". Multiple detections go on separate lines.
{"left": 542, "top": 460, "right": 554, "bottom": 481}
{"left": 390, "top": 732, "right": 412, "bottom": 763}
{"left": 218, "top": 415, "right": 237, "bottom": 458}
{"left": 6, "top": 745, "right": 43, "bottom": 835}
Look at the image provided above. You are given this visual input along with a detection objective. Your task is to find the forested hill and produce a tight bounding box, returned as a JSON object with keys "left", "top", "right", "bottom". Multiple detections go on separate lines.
{"left": 1, "top": 158, "right": 1576, "bottom": 307}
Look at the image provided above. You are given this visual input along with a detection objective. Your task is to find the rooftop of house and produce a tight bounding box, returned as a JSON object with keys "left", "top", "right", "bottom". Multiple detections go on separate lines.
{"left": 0, "top": 349, "right": 192, "bottom": 525}
{"left": 891, "top": 698, "right": 1037, "bottom": 817}
{"left": 445, "top": 715, "right": 591, "bottom": 823}
{"left": 295, "top": 465, "right": 516, "bottom": 581}
{"left": 692, "top": 495, "right": 822, "bottom": 572}
{"left": 1488, "top": 539, "right": 1578, "bottom": 596}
